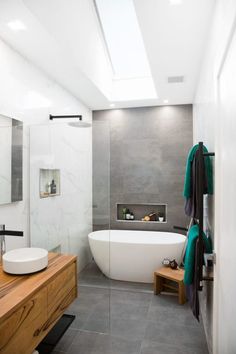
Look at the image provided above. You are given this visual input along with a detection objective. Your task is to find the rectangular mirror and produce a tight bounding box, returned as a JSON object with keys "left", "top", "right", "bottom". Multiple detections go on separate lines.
{"left": 0, "top": 114, "right": 23, "bottom": 204}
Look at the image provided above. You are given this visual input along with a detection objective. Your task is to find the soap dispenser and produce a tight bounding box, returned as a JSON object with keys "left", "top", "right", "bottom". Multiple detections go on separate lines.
{"left": 50, "top": 179, "right": 57, "bottom": 194}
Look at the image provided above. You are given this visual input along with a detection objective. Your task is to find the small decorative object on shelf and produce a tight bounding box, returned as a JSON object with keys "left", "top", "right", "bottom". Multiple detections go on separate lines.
{"left": 162, "top": 258, "right": 171, "bottom": 267}
{"left": 170, "top": 259, "right": 178, "bottom": 270}
{"left": 122, "top": 207, "right": 135, "bottom": 220}
{"left": 126, "top": 210, "right": 131, "bottom": 220}
{"left": 162, "top": 258, "right": 178, "bottom": 270}
{"left": 142, "top": 212, "right": 157, "bottom": 221}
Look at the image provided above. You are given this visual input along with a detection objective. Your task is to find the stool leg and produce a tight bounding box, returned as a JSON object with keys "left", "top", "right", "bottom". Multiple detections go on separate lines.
{"left": 154, "top": 275, "right": 163, "bottom": 295}
{"left": 178, "top": 282, "right": 186, "bottom": 305}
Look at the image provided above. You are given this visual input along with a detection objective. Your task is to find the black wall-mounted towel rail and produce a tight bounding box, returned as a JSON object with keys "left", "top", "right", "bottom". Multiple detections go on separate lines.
{"left": 197, "top": 141, "right": 215, "bottom": 291}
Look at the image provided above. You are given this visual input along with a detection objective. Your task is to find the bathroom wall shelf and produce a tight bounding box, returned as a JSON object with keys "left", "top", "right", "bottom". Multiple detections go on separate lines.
{"left": 40, "top": 192, "right": 60, "bottom": 198}
{"left": 39, "top": 168, "right": 60, "bottom": 199}
{"left": 116, "top": 220, "right": 167, "bottom": 224}
{"left": 116, "top": 203, "right": 167, "bottom": 223}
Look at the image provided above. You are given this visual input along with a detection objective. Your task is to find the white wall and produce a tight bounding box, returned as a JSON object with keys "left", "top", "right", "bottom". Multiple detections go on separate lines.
{"left": 0, "top": 38, "right": 92, "bottom": 260}
{"left": 193, "top": 1, "right": 236, "bottom": 353}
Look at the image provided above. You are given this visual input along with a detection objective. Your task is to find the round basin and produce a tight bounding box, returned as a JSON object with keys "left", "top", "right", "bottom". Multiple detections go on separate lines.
{"left": 3, "top": 248, "right": 48, "bottom": 275}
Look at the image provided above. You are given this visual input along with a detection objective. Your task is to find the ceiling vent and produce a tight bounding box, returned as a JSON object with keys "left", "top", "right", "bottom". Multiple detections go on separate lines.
{"left": 167, "top": 76, "right": 184, "bottom": 83}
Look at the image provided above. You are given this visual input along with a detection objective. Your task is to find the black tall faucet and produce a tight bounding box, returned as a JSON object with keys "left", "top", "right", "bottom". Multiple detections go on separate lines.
{"left": 0, "top": 225, "right": 24, "bottom": 262}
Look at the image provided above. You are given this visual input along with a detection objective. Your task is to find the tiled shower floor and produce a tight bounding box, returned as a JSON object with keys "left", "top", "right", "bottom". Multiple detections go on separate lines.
{"left": 52, "top": 262, "right": 209, "bottom": 354}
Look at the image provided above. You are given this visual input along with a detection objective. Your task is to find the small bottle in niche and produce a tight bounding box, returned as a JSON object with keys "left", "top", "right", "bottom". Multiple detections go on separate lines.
{"left": 130, "top": 212, "right": 135, "bottom": 220}
{"left": 122, "top": 208, "right": 128, "bottom": 220}
{"left": 50, "top": 179, "right": 57, "bottom": 194}
{"left": 126, "top": 209, "right": 131, "bottom": 220}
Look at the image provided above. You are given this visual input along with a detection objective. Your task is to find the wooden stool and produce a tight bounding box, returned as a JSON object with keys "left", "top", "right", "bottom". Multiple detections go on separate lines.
{"left": 154, "top": 267, "right": 186, "bottom": 305}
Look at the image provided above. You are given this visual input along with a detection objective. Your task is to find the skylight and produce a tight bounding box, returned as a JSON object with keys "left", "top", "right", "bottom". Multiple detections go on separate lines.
{"left": 95, "top": 0, "right": 152, "bottom": 80}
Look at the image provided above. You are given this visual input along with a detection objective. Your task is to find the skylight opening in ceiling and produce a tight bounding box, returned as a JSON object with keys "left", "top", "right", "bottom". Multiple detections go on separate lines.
{"left": 95, "top": 0, "right": 152, "bottom": 80}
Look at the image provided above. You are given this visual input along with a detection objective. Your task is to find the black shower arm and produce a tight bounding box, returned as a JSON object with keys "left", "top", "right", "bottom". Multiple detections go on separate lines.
{"left": 49, "top": 114, "right": 82, "bottom": 120}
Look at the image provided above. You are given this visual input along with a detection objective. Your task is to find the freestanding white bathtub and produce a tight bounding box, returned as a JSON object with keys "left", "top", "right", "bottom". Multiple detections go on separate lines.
{"left": 88, "top": 229, "right": 186, "bottom": 283}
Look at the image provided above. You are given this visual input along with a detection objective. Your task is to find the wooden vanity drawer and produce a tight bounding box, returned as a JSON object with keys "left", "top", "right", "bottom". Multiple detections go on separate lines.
{"left": 47, "top": 261, "right": 77, "bottom": 315}
{"left": 0, "top": 287, "right": 47, "bottom": 354}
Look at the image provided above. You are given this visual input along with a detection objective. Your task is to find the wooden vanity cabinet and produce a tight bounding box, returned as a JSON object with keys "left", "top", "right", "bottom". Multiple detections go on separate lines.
{"left": 0, "top": 253, "right": 77, "bottom": 354}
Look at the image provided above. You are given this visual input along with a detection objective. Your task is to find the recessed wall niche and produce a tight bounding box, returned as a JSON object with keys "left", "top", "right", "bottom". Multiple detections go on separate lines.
{"left": 117, "top": 203, "right": 167, "bottom": 223}
{"left": 39, "top": 169, "right": 60, "bottom": 198}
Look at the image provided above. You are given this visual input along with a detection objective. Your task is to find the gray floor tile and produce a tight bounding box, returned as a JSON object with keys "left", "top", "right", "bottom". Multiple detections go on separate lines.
{"left": 110, "top": 279, "right": 153, "bottom": 293}
{"left": 110, "top": 318, "right": 147, "bottom": 340}
{"left": 110, "top": 301, "right": 149, "bottom": 320}
{"left": 69, "top": 313, "right": 90, "bottom": 330}
{"left": 141, "top": 340, "right": 208, "bottom": 354}
{"left": 110, "top": 289, "right": 152, "bottom": 305}
{"left": 147, "top": 304, "right": 198, "bottom": 327}
{"left": 66, "top": 330, "right": 142, "bottom": 354}
{"left": 79, "top": 285, "right": 110, "bottom": 296}
{"left": 144, "top": 321, "right": 208, "bottom": 350}
{"left": 109, "top": 336, "right": 142, "bottom": 354}
{"left": 53, "top": 328, "right": 79, "bottom": 352}
{"left": 66, "top": 331, "right": 109, "bottom": 354}
{"left": 83, "top": 317, "right": 110, "bottom": 334}
{"left": 90, "top": 300, "right": 110, "bottom": 319}
{"left": 150, "top": 293, "right": 183, "bottom": 308}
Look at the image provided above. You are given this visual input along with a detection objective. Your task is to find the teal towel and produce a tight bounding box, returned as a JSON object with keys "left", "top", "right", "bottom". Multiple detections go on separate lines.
{"left": 184, "top": 224, "right": 212, "bottom": 285}
{"left": 183, "top": 144, "right": 213, "bottom": 198}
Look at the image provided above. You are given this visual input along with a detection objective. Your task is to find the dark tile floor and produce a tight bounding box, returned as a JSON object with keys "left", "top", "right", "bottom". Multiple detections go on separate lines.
{"left": 52, "top": 262, "right": 209, "bottom": 354}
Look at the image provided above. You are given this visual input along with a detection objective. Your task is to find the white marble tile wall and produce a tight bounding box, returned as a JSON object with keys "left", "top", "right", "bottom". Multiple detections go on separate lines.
{"left": 30, "top": 123, "right": 92, "bottom": 271}
{"left": 0, "top": 38, "right": 92, "bottom": 269}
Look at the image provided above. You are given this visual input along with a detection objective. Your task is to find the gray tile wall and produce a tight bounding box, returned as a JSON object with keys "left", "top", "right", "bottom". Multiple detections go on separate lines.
{"left": 93, "top": 105, "right": 193, "bottom": 232}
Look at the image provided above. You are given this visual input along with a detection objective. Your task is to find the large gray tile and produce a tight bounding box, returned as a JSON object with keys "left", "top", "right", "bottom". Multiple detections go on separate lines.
{"left": 147, "top": 304, "right": 198, "bottom": 327}
{"left": 66, "top": 331, "right": 101, "bottom": 354}
{"left": 150, "top": 294, "right": 184, "bottom": 308}
{"left": 144, "top": 321, "right": 208, "bottom": 350}
{"left": 109, "top": 336, "right": 142, "bottom": 354}
{"left": 69, "top": 313, "right": 90, "bottom": 330}
{"left": 110, "top": 302, "right": 149, "bottom": 320}
{"left": 67, "top": 330, "right": 142, "bottom": 354}
{"left": 141, "top": 340, "right": 208, "bottom": 354}
{"left": 110, "top": 289, "right": 152, "bottom": 305}
{"left": 83, "top": 317, "right": 110, "bottom": 334}
{"left": 110, "top": 281, "right": 153, "bottom": 292}
{"left": 110, "top": 318, "right": 147, "bottom": 340}
{"left": 53, "top": 328, "right": 79, "bottom": 352}
{"left": 80, "top": 276, "right": 111, "bottom": 288}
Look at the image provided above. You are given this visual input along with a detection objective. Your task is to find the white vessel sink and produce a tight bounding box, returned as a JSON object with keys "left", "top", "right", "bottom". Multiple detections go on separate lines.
{"left": 3, "top": 248, "right": 48, "bottom": 275}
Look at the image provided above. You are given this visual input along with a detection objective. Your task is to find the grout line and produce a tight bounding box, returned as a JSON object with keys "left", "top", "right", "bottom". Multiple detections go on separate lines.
{"left": 79, "top": 283, "right": 153, "bottom": 294}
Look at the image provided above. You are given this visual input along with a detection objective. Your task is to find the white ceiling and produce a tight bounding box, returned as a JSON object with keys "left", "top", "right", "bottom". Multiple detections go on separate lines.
{"left": 0, "top": 0, "right": 215, "bottom": 110}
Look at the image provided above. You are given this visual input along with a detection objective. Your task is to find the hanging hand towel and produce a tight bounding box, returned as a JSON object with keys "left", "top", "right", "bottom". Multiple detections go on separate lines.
{"left": 183, "top": 144, "right": 213, "bottom": 217}
{"left": 184, "top": 224, "right": 212, "bottom": 285}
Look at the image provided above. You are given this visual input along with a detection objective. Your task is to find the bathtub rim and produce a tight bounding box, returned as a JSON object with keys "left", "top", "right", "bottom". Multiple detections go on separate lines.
{"left": 88, "top": 229, "right": 186, "bottom": 246}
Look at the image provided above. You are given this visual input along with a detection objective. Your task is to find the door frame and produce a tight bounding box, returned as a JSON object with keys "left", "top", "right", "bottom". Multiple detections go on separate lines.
{"left": 213, "top": 12, "right": 236, "bottom": 354}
